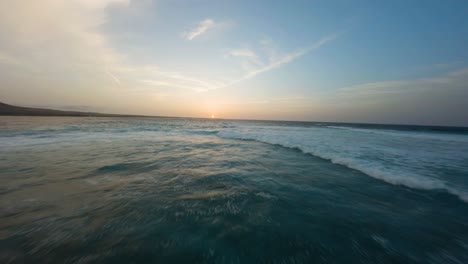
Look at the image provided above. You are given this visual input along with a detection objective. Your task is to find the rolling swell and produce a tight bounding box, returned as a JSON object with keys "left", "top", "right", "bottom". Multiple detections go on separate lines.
{"left": 218, "top": 127, "right": 468, "bottom": 203}
{"left": 2, "top": 117, "right": 468, "bottom": 263}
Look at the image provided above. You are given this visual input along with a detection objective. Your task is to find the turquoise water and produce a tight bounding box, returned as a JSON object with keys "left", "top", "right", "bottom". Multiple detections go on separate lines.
{"left": 1, "top": 116, "right": 468, "bottom": 263}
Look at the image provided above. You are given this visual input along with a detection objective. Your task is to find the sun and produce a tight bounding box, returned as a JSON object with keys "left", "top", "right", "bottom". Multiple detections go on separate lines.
{"left": 210, "top": 114, "right": 215, "bottom": 119}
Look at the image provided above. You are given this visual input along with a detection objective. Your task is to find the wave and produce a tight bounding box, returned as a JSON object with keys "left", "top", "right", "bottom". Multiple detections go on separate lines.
{"left": 218, "top": 127, "right": 468, "bottom": 203}
{"left": 326, "top": 126, "right": 468, "bottom": 143}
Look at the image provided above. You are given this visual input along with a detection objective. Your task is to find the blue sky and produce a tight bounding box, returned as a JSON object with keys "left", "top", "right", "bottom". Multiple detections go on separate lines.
{"left": 1, "top": 0, "right": 467, "bottom": 125}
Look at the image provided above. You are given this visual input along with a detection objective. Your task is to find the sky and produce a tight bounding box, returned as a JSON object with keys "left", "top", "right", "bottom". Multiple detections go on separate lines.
{"left": 0, "top": 0, "right": 467, "bottom": 126}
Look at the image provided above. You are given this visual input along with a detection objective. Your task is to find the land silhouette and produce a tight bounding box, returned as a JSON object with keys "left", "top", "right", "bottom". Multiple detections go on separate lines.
{"left": 0, "top": 102, "right": 144, "bottom": 117}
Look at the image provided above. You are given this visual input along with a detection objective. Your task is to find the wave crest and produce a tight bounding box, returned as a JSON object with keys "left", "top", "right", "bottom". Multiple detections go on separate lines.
{"left": 218, "top": 126, "right": 468, "bottom": 203}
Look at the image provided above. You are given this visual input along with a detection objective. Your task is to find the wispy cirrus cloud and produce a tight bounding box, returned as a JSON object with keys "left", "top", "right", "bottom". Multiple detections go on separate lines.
{"left": 227, "top": 49, "right": 258, "bottom": 58}
{"left": 105, "top": 69, "right": 121, "bottom": 86}
{"left": 182, "top": 19, "right": 217, "bottom": 40}
{"left": 225, "top": 48, "right": 263, "bottom": 72}
{"left": 142, "top": 33, "right": 339, "bottom": 93}
{"left": 0, "top": 0, "right": 222, "bottom": 95}
{"left": 339, "top": 67, "right": 468, "bottom": 98}
{"left": 142, "top": 33, "right": 340, "bottom": 93}
{"left": 223, "top": 33, "right": 339, "bottom": 88}
{"left": 138, "top": 68, "right": 226, "bottom": 92}
{"left": 333, "top": 68, "right": 468, "bottom": 125}
{"left": 0, "top": 0, "right": 129, "bottom": 82}
{"left": 0, "top": 0, "right": 340, "bottom": 116}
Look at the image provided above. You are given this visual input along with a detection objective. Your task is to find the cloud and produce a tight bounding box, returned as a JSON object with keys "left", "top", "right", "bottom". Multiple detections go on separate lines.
{"left": 0, "top": 0, "right": 129, "bottom": 78}
{"left": 145, "top": 33, "right": 338, "bottom": 92}
{"left": 182, "top": 19, "right": 217, "bottom": 40}
{"left": 105, "top": 69, "right": 121, "bottom": 86}
{"left": 0, "top": 52, "right": 21, "bottom": 66}
{"left": 226, "top": 48, "right": 263, "bottom": 72}
{"left": 333, "top": 68, "right": 468, "bottom": 125}
{"left": 77, "top": 0, "right": 129, "bottom": 9}
{"left": 339, "top": 68, "right": 468, "bottom": 98}
{"left": 141, "top": 78, "right": 214, "bottom": 93}
{"left": 146, "top": 33, "right": 339, "bottom": 92}
{"left": 240, "top": 49, "right": 307, "bottom": 80}
{"left": 0, "top": 0, "right": 339, "bottom": 115}
{"left": 138, "top": 68, "right": 226, "bottom": 92}
{"left": 223, "top": 33, "right": 339, "bottom": 88}
{"left": 227, "top": 49, "right": 258, "bottom": 58}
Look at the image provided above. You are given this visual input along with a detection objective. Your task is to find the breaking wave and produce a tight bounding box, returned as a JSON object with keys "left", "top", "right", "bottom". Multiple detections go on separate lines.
{"left": 218, "top": 126, "right": 468, "bottom": 203}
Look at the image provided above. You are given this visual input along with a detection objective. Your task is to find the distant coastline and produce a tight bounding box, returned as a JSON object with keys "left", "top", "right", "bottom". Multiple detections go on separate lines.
{"left": 0, "top": 102, "right": 146, "bottom": 117}
{"left": 1, "top": 101, "right": 467, "bottom": 130}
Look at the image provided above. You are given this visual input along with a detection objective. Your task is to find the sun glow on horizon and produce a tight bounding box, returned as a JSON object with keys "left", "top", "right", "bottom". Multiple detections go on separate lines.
{"left": 0, "top": 1, "right": 467, "bottom": 126}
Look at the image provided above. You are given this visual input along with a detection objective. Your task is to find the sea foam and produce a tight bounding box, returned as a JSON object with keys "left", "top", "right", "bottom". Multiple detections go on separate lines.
{"left": 218, "top": 125, "right": 468, "bottom": 203}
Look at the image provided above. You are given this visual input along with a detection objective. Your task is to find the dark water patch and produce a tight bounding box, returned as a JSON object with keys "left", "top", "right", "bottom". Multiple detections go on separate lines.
{"left": 2, "top": 117, "right": 468, "bottom": 263}
{"left": 96, "top": 162, "right": 161, "bottom": 174}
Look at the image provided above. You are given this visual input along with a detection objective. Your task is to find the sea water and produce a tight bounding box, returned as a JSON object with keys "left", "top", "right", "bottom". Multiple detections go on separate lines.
{"left": 1, "top": 116, "right": 468, "bottom": 263}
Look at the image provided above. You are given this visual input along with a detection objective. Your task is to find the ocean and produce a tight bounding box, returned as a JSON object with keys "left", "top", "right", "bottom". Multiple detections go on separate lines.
{"left": 1, "top": 116, "right": 468, "bottom": 263}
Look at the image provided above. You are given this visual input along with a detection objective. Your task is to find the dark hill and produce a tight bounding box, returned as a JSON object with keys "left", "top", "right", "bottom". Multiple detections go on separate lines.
{"left": 0, "top": 102, "right": 143, "bottom": 117}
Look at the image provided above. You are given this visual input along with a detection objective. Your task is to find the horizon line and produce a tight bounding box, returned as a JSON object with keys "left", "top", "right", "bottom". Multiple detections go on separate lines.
{"left": 2, "top": 101, "right": 467, "bottom": 129}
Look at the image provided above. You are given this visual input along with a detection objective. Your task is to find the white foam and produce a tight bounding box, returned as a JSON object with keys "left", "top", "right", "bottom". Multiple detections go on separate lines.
{"left": 327, "top": 126, "right": 468, "bottom": 143}
{"left": 218, "top": 125, "right": 468, "bottom": 203}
